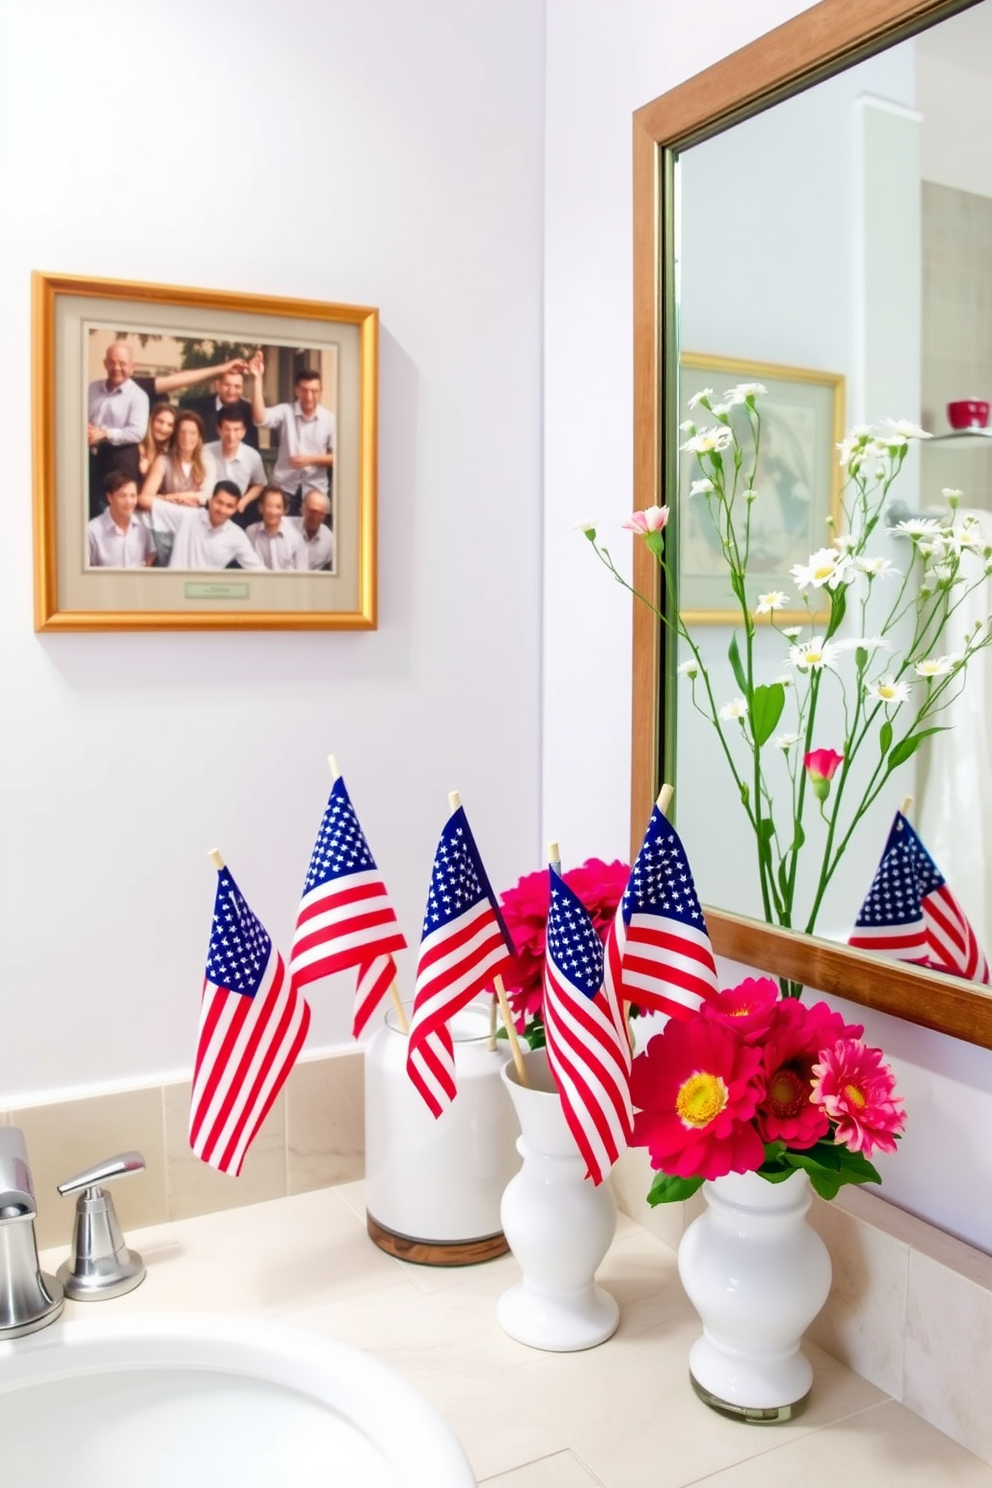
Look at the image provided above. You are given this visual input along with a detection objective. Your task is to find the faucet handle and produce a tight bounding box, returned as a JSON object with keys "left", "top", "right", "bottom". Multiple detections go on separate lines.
{"left": 57, "top": 1151, "right": 145, "bottom": 1197}
{"left": 56, "top": 1152, "right": 146, "bottom": 1301}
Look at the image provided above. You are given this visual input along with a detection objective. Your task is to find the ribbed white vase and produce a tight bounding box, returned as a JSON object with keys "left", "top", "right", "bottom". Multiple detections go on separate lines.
{"left": 678, "top": 1168, "right": 832, "bottom": 1421}
{"left": 496, "top": 1047, "right": 619, "bottom": 1352}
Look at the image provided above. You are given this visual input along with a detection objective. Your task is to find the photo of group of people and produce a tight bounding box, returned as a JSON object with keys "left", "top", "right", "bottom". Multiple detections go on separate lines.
{"left": 85, "top": 329, "right": 338, "bottom": 574}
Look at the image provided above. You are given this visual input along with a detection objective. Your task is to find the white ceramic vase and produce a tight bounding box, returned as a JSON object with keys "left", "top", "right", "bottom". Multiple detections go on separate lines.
{"left": 364, "top": 1000, "right": 521, "bottom": 1264}
{"left": 678, "top": 1168, "right": 832, "bottom": 1421}
{"left": 496, "top": 1047, "right": 619, "bottom": 1352}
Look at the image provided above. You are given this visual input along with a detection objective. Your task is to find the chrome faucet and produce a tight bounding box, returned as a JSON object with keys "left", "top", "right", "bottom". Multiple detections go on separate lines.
{"left": 0, "top": 1128, "right": 64, "bottom": 1339}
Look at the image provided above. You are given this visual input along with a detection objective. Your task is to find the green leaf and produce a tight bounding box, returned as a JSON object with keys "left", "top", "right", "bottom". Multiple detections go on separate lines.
{"left": 728, "top": 633, "right": 748, "bottom": 696}
{"left": 751, "top": 682, "right": 786, "bottom": 747}
{"left": 789, "top": 821, "right": 806, "bottom": 854}
{"left": 646, "top": 1170, "right": 705, "bottom": 1206}
{"left": 879, "top": 719, "right": 893, "bottom": 758}
{"left": 855, "top": 646, "right": 868, "bottom": 674}
{"left": 828, "top": 582, "right": 847, "bottom": 633}
{"left": 889, "top": 726, "right": 948, "bottom": 769}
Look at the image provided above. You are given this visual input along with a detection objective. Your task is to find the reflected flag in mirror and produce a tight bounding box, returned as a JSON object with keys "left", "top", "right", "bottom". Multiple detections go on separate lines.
{"left": 849, "top": 811, "right": 989, "bottom": 983}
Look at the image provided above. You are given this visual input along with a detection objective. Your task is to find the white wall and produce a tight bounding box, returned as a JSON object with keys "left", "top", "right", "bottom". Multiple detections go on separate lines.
{"left": 543, "top": 0, "right": 992, "bottom": 1253}
{"left": 0, "top": 0, "right": 545, "bottom": 1101}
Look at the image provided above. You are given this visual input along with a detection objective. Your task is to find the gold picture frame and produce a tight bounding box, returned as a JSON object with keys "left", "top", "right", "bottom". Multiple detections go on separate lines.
{"left": 33, "top": 272, "right": 378, "bottom": 631}
{"left": 678, "top": 352, "right": 845, "bottom": 625}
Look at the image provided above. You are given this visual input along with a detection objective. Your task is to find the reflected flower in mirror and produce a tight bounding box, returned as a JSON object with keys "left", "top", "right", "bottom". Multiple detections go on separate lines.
{"left": 582, "top": 388, "right": 992, "bottom": 988}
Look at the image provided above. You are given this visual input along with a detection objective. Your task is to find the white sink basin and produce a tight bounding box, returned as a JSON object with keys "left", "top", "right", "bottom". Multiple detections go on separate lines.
{"left": 0, "top": 1312, "right": 476, "bottom": 1488}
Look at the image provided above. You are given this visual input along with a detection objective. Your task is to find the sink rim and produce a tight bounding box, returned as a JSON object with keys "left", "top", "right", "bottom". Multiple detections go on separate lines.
{"left": 0, "top": 1311, "right": 476, "bottom": 1488}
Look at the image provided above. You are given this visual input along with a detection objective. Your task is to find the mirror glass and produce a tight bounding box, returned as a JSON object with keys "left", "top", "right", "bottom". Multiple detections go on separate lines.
{"left": 671, "top": 3, "right": 992, "bottom": 977}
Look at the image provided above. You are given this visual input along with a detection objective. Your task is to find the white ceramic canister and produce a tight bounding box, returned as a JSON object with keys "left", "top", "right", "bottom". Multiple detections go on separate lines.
{"left": 678, "top": 1167, "right": 832, "bottom": 1421}
{"left": 496, "top": 1047, "right": 619, "bottom": 1351}
{"left": 364, "top": 1000, "right": 521, "bottom": 1264}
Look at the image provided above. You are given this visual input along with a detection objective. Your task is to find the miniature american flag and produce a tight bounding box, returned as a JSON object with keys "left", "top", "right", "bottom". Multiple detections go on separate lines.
{"left": 406, "top": 805, "right": 515, "bottom": 1117}
{"left": 544, "top": 867, "right": 633, "bottom": 1185}
{"left": 290, "top": 776, "right": 407, "bottom": 1037}
{"left": 849, "top": 811, "right": 989, "bottom": 983}
{"left": 605, "top": 804, "right": 719, "bottom": 1021}
{"left": 189, "top": 866, "right": 310, "bottom": 1176}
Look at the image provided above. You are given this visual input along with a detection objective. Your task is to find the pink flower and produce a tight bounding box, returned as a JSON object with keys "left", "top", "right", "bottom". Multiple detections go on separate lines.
{"left": 803, "top": 747, "right": 844, "bottom": 804}
{"left": 631, "top": 1018, "right": 766, "bottom": 1181}
{"left": 810, "top": 1039, "right": 906, "bottom": 1157}
{"left": 622, "top": 505, "right": 669, "bottom": 534}
{"left": 499, "top": 858, "right": 629, "bottom": 1030}
{"left": 702, "top": 976, "right": 781, "bottom": 1040}
{"left": 622, "top": 505, "right": 669, "bottom": 557}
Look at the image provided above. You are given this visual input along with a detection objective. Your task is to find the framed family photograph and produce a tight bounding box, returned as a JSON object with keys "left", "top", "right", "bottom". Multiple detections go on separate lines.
{"left": 678, "top": 352, "right": 845, "bottom": 624}
{"left": 32, "top": 272, "right": 378, "bottom": 631}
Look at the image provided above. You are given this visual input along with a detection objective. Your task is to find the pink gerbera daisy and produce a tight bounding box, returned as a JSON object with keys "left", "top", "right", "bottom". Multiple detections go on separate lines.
{"left": 810, "top": 1039, "right": 906, "bottom": 1157}
{"left": 631, "top": 1018, "right": 766, "bottom": 1181}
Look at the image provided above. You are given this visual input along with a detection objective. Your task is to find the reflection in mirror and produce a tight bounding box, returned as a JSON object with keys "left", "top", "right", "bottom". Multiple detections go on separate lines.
{"left": 669, "top": 4, "right": 992, "bottom": 982}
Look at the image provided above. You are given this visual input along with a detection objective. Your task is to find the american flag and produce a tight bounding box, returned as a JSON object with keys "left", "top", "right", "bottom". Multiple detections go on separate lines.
{"left": 189, "top": 866, "right": 310, "bottom": 1176}
{"left": 604, "top": 804, "right": 719, "bottom": 1021}
{"left": 544, "top": 867, "right": 633, "bottom": 1185}
{"left": 406, "top": 805, "right": 515, "bottom": 1118}
{"left": 849, "top": 811, "right": 990, "bottom": 983}
{"left": 290, "top": 777, "right": 407, "bottom": 1037}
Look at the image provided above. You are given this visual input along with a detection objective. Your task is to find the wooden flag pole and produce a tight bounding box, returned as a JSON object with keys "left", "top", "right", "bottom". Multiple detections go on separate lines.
{"left": 389, "top": 982, "right": 409, "bottom": 1034}
{"left": 547, "top": 839, "right": 561, "bottom": 874}
{"left": 488, "top": 994, "right": 498, "bottom": 1051}
{"left": 495, "top": 973, "right": 528, "bottom": 1086}
{"left": 327, "top": 754, "right": 340, "bottom": 780}
{"left": 900, "top": 795, "right": 913, "bottom": 817}
{"left": 208, "top": 848, "right": 225, "bottom": 871}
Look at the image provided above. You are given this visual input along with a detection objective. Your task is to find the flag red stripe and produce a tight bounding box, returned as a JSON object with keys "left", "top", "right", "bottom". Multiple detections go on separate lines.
{"left": 195, "top": 957, "right": 291, "bottom": 1164}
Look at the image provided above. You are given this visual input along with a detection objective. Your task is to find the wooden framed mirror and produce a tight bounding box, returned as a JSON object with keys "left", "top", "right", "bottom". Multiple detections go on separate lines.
{"left": 630, "top": 0, "right": 992, "bottom": 1050}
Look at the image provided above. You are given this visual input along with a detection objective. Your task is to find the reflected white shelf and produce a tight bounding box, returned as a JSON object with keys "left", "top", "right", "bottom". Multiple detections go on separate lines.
{"left": 928, "top": 429, "right": 992, "bottom": 447}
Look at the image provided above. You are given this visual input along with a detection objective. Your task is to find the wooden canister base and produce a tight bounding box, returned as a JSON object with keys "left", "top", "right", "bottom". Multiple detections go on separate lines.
{"left": 366, "top": 1212, "right": 510, "bottom": 1267}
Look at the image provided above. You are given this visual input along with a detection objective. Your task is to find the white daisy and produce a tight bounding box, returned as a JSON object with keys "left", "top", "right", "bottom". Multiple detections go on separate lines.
{"left": 782, "top": 626, "right": 803, "bottom": 639}
{"left": 719, "top": 697, "right": 748, "bottom": 721}
{"left": 790, "top": 548, "right": 852, "bottom": 591}
{"left": 677, "top": 659, "right": 699, "bottom": 679}
{"left": 885, "top": 418, "right": 932, "bottom": 440}
{"left": 689, "top": 478, "right": 714, "bottom": 496}
{"left": 687, "top": 388, "right": 714, "bottom": 411}
{"left": 865, "top": 677, "right": 912, "bottom": 705}
{"left": 788, "top": 637, "right": 842, "bottom": 672}
{"left": 835, "top": 636, "right": 890, "bottom": 654}
{"left": 681, "top": 427, "right": 734, "bottom": 455}
{"left": 744, "top": 487, "right": 758, "bottom": 503}
{"left": 915, "top": 656, "right": 955, "bottom": 678}
{"left": 773, "top": 732, "right": 800, "bottom": 749}
{"left": 754, "top": 591, "right": 789, "bottom": 614}
{"left": 889, "top": 518, "right": 942, "bottom": 540}
{"left": 854, "top": 555, "right": 900, "bottom": 579}
{"left": 723, "top": 382, "right": 767, "bottom": 404}
{"left": 774, "top": 675, "right": 794, "bottom": 688}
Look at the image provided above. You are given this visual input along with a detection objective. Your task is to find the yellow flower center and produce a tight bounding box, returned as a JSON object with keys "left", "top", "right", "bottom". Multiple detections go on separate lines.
{"left": 813, "top": 563, "right": 835, "bottom": 581}
{"left": 806, "top": 649, "right": 823, "bottom": 664}
{"left": 843, "top": 1082, "right": 867, "bottom": 1108}
{"left": 676, "top": 1072, "right": 728, "bottom": 1128}
{"left": 878, "top": 684, "right": 896, "bottom": 699}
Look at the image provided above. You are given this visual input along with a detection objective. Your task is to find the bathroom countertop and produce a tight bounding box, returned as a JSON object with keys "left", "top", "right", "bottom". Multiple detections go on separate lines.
{"left": 38, "top": 1183, "right": 992, "bottom": 1487}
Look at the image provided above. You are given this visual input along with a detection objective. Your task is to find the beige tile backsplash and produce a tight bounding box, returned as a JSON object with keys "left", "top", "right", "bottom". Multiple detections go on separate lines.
{"left": 1, "top": 1049, "right": 364, "bottom": 1248}
{"left": 5, "top": 1052, "right": 992, "bottom": 1466}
